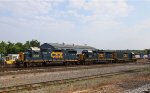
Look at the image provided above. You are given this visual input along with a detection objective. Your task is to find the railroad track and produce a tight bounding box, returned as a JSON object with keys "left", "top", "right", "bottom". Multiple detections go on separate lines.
{"left": 0, "top": 62, "right": 147, "bottom": 76}
{"left": 0, "top": 69, "right": 142, "bottom": 93}
{"left": 0, "top": 62, "right": 140, "bottom": 72}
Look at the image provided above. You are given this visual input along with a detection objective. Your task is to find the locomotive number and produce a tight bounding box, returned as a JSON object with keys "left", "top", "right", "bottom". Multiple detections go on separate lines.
{"left": 123, "top": 54, "right": 128, "bottom": 58}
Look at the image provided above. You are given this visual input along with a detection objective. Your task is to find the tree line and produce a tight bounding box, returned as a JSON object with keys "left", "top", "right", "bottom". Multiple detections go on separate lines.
{"left": 0, "top": 40, "right": 149, "bottom": 56}
{"left": 0, "top": 40, "right": 40, "bottom": 56}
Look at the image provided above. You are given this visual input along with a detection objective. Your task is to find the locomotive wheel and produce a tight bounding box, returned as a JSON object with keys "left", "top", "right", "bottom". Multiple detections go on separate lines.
{"left": 27, "top": 63, "right": 30, "bottom": 67}
{"left": 66, "top": 62, "right": 71, "bottom": 65}
{"left": 89, "top": 61, "right": 93, "bottom": 65}
{"left": 75, "top": 62, "right": 80, "bottom": 65}
{"left": 63, "top": 62, "right": 67, "bottom": 66}
{"left": 82, "top": 61, "right": 86, "bottom": 65}
{"left": 42, "top": 62, "right": 47, "bottom": 66}
{"left": 86, "top": 61, "right": 90, "bottom": 65}
{"left": 71, "top": 62, "right": 76, "bottom": 65}
{"left": 63, "top": 62, "right": 70, "bottom": 66}
{"left": 24, "top": 62, "right": 30, "bottom": 67}
{"left": 15, "top": 61, "right": 21, "bottom": 68}
{"left": 23, "top": 62, "right": 27, "bottom": 67}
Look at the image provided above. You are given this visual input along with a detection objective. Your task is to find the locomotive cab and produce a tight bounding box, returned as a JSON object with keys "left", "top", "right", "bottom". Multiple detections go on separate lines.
{"left": 82, "top": 50, "right": 93, "bottom": 59}
{"left": 16, "top": 47, "right": 41, "bottom": 67}
{"left": 25, "top": 47, "right": 41, "bottom": 60}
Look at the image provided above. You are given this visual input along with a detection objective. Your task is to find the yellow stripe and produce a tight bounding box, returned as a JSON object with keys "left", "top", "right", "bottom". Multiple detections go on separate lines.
{"left": 25, "top": 60, "right": 44, "bottom": 62}
{"left": 65, "top": 60, "right": 78, "bottom": 62}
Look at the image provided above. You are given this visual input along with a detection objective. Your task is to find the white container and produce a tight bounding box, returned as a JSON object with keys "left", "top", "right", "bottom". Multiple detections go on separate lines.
{"left": 135, "top": 55, "right": 140, "bottom": 58}
{"left": 143, "top": 55, "right": 148, "bottom": 59}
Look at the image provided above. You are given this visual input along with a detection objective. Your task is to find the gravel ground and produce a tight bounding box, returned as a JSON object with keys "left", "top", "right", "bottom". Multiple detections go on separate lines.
{"left": 0, "top": 63, "right": 149, "bottom": 89}
{"left": 21, "top": 66, "right": 150, "bottom": 93}
{"left": 0, "top": 63, "right": 137, "bottom": 76}
{"left": 123, "top": 84, "right": 150, "bottom": 93}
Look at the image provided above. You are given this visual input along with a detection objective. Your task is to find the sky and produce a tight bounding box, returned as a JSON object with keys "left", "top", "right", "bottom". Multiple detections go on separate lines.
{"left": 0, "top": 0, "right": 150, "bottom": 50}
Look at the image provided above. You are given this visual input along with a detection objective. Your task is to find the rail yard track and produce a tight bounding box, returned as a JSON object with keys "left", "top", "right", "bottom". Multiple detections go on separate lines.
{"left": 0, "top": 68, "right": 144, "bottom": 93}
{"left": 0, "top": 61, "right": 149, "bottom": 93}
{"left": 0, "top": 62, "right": 149, "bottom": 76}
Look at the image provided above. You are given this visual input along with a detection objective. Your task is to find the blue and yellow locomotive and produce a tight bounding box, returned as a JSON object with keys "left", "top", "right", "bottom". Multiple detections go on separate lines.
{"left": 77, "top": 50, "right": 136, "bottom": 64}
{"left": 16, "top": 47, "right": 78, "bottom": 67}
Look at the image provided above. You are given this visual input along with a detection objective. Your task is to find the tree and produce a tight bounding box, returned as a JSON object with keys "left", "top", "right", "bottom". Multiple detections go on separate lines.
{"left": 0, "top": 41, "right": 7, "bottom": 56}
{"left": 23, "top": 41, "right": 31, "bottom": 51}
{"left": 7, "top": 41, "right": 15, "bottom": 54}
{"left": 0, "top": 40, "right": 40, "bottom": 55}
{"left": 15, "top": 42, "right": 24, "bottom": 53}
{"left": 30, "top": 40, "right": 40, "bottom": 47}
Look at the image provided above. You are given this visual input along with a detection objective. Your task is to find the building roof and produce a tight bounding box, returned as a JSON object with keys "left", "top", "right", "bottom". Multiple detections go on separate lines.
{"left": 46, "top": 43, "right": 96, "bottom": 50}
{"left": 29, "top": 47, "right": 40, "bottom": 51}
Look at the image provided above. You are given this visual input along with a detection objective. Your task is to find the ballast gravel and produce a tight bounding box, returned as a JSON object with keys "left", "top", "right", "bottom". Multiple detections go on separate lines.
{"left": 0, "top": 64, "right": 149, "bottom": 88}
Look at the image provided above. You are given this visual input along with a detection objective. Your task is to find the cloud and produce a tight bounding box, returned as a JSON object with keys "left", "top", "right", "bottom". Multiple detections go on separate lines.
{"left": 131, "top": 18, "right": 150, "bottom": 32}
{"left": 0, "top": 0, "right": 67, "bottom": 18}
{"left": 0, "top": 0, "right": 132, "bottom": 21}
{"left": 68, "top": 0, "right": 133, "bottom": 17}
{"left": 111, "top": 18, "right": 150, "bottom": 50}
{"left": 0, "top": 0, "right": 51, "bottom": 17}
{"left": 0, "top": 0, "right": 137, "bottom": 49}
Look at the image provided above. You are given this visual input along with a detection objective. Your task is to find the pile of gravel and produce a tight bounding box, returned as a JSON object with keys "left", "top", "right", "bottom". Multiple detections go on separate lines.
{"left": 123, "top": 84, "right": 150, "bottom": 93}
